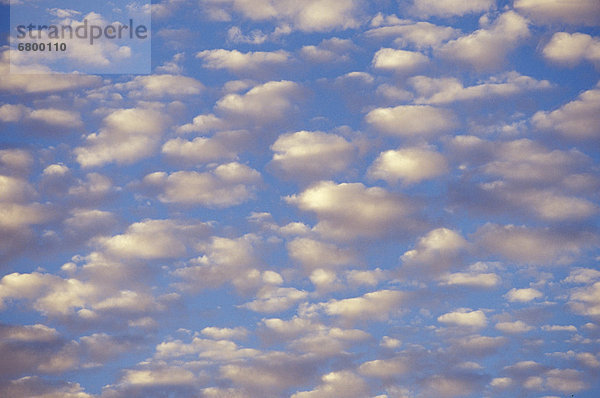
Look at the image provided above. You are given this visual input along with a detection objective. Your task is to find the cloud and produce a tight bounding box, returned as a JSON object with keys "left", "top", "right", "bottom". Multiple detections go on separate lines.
{"left": 74, "top": 107, "right": 169, "bottom": 168}
{"left": 172, "top": 234, "right": 261, "bottom": 291}
{"left": 215, "top": 80, "right": 304, "bottom": 124}
{"left": 203, "top": 0, "right": 364, "bottom": 32}
{"left": 569, "top": 282, "right": 600, "bottom": 317}
{"left": 371, "top": 48, "right": 429, "bottom": 73}
{"left": 401, "top": 228, "right": 468, "bottom": 273}
{"left": 287, "top": 238, "right": 356, "bottom": 270}
{"left": 366, "top": 105, "right": 457, "bottom": 137}
{"left": 242, "top": 286, "right": 308, "bottom": 313}
{"left": 0, "top": 376, "right": 92, "bottom": 398}
{"left": 495, "top": 320, "right": 534, "bottom": 333}
{"left": 270, "top": 131, "right": 356, "bottom": 181}
{"left": 161, "top": 130, "right": 249, "bottom": 164}
{"left": 358, "top": 357, "right": 408, "bottom": 379}
{"left": 514, "top": 0, "right": 600, "bottom": 26}
{"left": 197, "top": 49, "right": 291, "bottom": 73}
{"left": 285, "top": 181, "right": 419, "bottom": 240}
{"left": 366, "top": 20, "right": 459, "bottom": 49}
{"left": 436, "top": 11, "right": 530, "bottom": 70}
{"left": 543, "top": 32, "right": 600, "bottom": 67}
{"left": 410, "top": 72, "right": 551, "bottom": 104}
{"left": 439, "top": 271, "right": 500, "bottom": 288}
{"left": 308, "top": 289, "right": 405, "bottom": 322}
{"left": 141, "top": 163, "right": 261, "bottom": 207}
{"left": 368, "top": 146, "right": 448, "bottom": 184}
{"left": 291, "top": 371, "right": 369, "bottom": 398}
{"left": 411, "top": 0, "right": 494, "bottom": 18}
{"left": 532, "top": 82, "right": 600, "bottom": 139}
{"left": 437, "top": 309, "right": 487, "bottom": 328}
{"left": 0, "top": 105, "right": 83, "bottom": 128}
{"left": 98, "top": 219, "right": 210, "bottom": 260}
{"left": 300, "top": 37, "right": 355, "bottom": 62}
{"left": 504, "top": 288, "right": 543, "bottom": 303}
{"left": 474, "top": 223, "right": 590, "bottom": 265}
{"left": 116, "top": 74, "right": 204, "bottom": 97}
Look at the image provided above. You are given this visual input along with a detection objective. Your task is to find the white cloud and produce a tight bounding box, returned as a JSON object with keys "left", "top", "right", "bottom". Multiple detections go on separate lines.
{"left": 74, "top": 107, "right": 169, "bottom": 168}
{"left": 436, "top": 11, "right": 530, "bottom": 70}
{"left": 437, "top": 309, "right": 487, "bottom": 328}
{"left": 401, "top": 228, "right": 468, "bottom": 272}
{"left": 161, "top": 130, "right": 248, "bottom": 164}
{"left": 504, "top": 288, "right": 543, "bottom": 303}
{"left": 410, "top": 72, "right": 551, "bottom": 104}
{"left": 474, "top": 223, "right": 587, "bottom": 265}
{"left": 242, "top": 286, "right": 308, "bottom": 313}
{"left": 569, "top": 282, "right": 600, "bottom": 317}
{"left": 197, "top": 49, "right": 291, "bottom": 73}
{"left": 543, "top": 32, "right": 600, "bottom": 66}
{"left": 439, "top": 272, "right": 500, "bottom": 288}
{"left": 368, "top": 146, "right": 448, "bottom": 184}
{"left": 515, "top": 0, "right": 600, "bottom": 26}
{"left": 215, "top": 80, "right": 303, "bottom": 124}
{"left": 563, "top": 268, "right": 600, "bottom": 284}
{"left": 300, "top": 38, "right": 355, "bottom": 62}
{"left": 201, "top": 327, "right": 248, "bottom": 340}
{"left": 372, "top": 48, "right": 429, "bottom": 72}
{"left": 142, "top": 163, "right": 261, "bottom": 207}
{"left": 366, "top": 20, "right": 459, "bottom": 49}
{"left": 285, "top": 181, "right": 418, "bottom": 240}
{"left": 292, "top": 371, "right": 369, "bottom": 398}
{"left": 359, "top": 357, "right": 408, "bottom": 378}
{"left": 532, "top": 83, "right": 600, "bottom": 139}
{"left": 203, "top": 0, "right": 364, "bottom": 32}
{"left": 116, "top": 74, "right": 204, "bottom": 97}
{"left": 315, "top": 289, "right": 405, "bottom": 322}
{"left": 495, "top": 320, "right": 533, "bottom": 333}
{"left": 411, "top": 0, "right": 494, "bottom": 18}
{"left": 366, "top": 105, "right": 457, "bottom": 137}
{"left": 98, "top": 219, "right": 209, "bottom": 260}
{"left": 541, "top": 325, "right": 577, "bottom": 332}
{"left": 287, "top": 238, "right": 356, "bottom": 269}
{"left": 270, "top": 131, "right": 356, "bottom": 181}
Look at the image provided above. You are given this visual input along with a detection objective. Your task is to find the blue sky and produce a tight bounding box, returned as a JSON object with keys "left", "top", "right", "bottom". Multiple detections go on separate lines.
{"left": 0, "top": 0, "right": 599, "bottom": 397}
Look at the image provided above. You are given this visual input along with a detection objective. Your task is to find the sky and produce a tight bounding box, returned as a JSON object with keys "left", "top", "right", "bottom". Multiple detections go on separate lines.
{"left": 0, "top": 0, "right": 599, "bottom": 397}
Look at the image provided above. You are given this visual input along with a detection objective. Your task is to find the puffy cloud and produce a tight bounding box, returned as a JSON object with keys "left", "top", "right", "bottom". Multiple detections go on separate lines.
{"left": 311, "top": 289, "right": 405, "bottom": 322}
{"left": 504, "top": 288, "right": 543, "bottom": 303}
{"left": 98, "top": 219, "right": 210, "bottom": 260}
{"left": 437, "top": 309, "right": 487, "bottom": 328}
{"left": 292, "top": 371, "right": 370, "bottom": 398}
{"left": 270, "top": 131, "right": 356, "bottom": 181}
{"left": 366, "top": 20, "right": 458, "bottom": 49}
{"left": 424, "top": 373, "right": 487, "bottom": 397}
{"left": 0, "top": 149, "right": 33, "bottom": 175}
{"left": 372, "top": 48, "right": 429, "bottom": 73}
{"left": 0, "top": 376, "right": 92, "bottom": 398}
{"left": 285, "top": 181, "right": 419, "bottom": 240}
{"left": 203, "top": 0, "right": 363, "bottom": 32}
{"left": 359, "top": 357, "right": 408, "bottom": 378}
{"left": 142, "top": 163, "right": 261, "bottom": 207}
{"left": 545, "top": 369, "right": 587, "bottom": 393}
{"left": 215, "top": 80, "right": 304, "bottom": 124}
{"left": 121, "top": 365, "right": 197, "bottom": 386}
{"left": 201, "top": 327, "right": 248, "bottom": 340}
{"left": 569, "top": 282, "right": 600, "bottom": 317}
{"left": 474, "top": 223, "right": 589, "bottom": 265}
{"left": 287, "top": 238, "right": 356, "bottom": 270}
{"left": 0, "top": 105, "right": 83, "bottom": 128}
{"left": 116, "top": 74, "right": 204, "bottom": 97}
{"left": 563, "top": 268, "right": 600, "bottom": 284}
{"left": 74, "top": 107, "right": 169, "bottom": 168}
{"left": 172, "top": 234, "right": 260, "bottom": 291}
{"left": 155, "top": 336, "right": 259, "bottom": 361}
{"left": 541, "top": 325, "right": 577, "bottom": 332}
{"left": 543, "top": 32, "right": 600, "bottom": 66}
{"left": 401, "top": 228, "right": 468, "bottom": 273}
{"left": 365, "top": 105, "right": 457, "bottom": 137}
{"left": 197, "top": 49, "right": 291, "bottom": 73}
{"left": 439, "top": 271, "right": 500, "bottom": 288}
{"left": 514, "top": 0, "right": 600, "bottom": 26}
{"left": 161, "top": 130, "right": 248, "bottom": 164}
{"left": 410, "top": 72, "right": 551, "bottom": 104}
{"left": 495, "top": 320, "right": 534, "bottom": 333}
{"left": 411, "top": 0, "right": 494, "bottom": 18}
{"left": 437, "top": 11, "right": 530, "bottom": 70}
{"left": 243, "top": 286, "right": 308, "bottom": 313}
{"left": 368, "top": 146, "right": 448, "bottom": 184}
{"left": 532, "top": 83, "right": 600, "bottom": 139}
{"left": 300, "top": 37, "right": 355, "bottom": 62}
